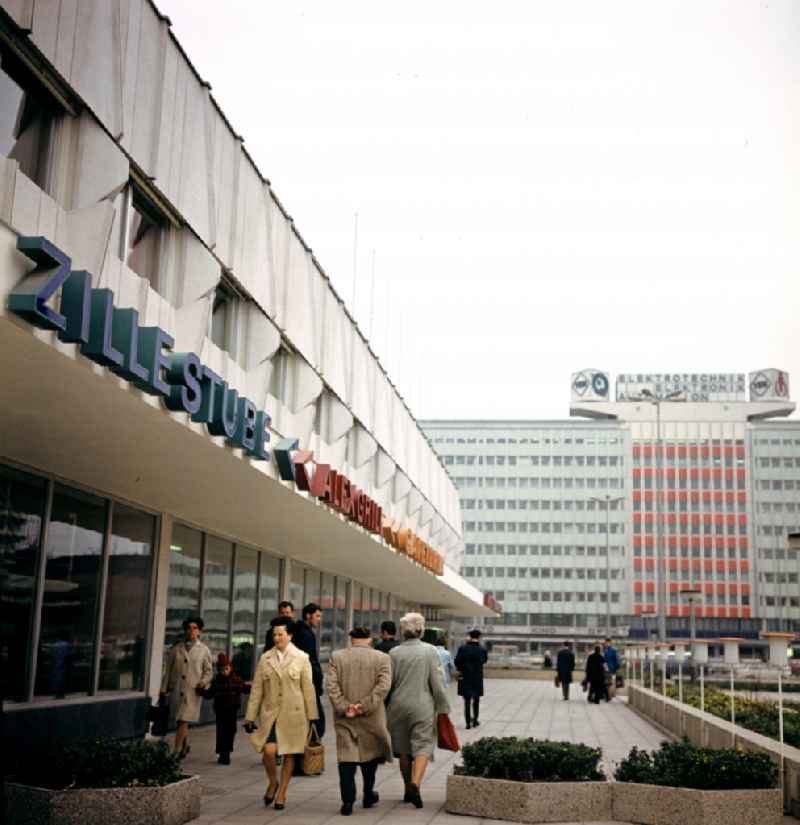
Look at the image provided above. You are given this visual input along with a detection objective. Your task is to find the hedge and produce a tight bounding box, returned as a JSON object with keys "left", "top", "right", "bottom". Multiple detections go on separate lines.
{"left": 457, "top": 737, "right": 605, "bottom": 782}
{"left": 615, "top": 738, "right": 777, "bottom": 790}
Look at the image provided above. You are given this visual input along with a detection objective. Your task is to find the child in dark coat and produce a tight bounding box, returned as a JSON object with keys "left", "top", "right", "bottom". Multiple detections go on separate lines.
{"left": 205, "top": 653, "right": 250, "bottom": 764}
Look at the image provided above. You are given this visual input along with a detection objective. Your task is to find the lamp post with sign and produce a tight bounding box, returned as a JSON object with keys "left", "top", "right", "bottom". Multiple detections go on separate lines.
{"left": 680, "top": 588, "right": 702, "bottom": 681}
{"left": 629, "top": 389, "right": 686, "bottom": 643}
{"left": 589, "top": 494, "right": 626, "bottom": 638}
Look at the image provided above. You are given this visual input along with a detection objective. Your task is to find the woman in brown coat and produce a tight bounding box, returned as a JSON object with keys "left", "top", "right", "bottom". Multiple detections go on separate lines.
{"left": 244, "top": 618, "right": 318, "bottom": 810}
{"left": 327, "top": 626, "right": 393, "bottom": 816}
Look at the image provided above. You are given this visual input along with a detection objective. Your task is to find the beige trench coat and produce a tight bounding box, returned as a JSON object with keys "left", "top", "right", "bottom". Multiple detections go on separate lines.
{"left": 245, "top": 642, "right": 318, "bottom": 755}
{"left": 161, "top": 640, "right": 213, "bottom": 723}
{"left": 326, "top": 646, "right": 393, "bottom": 764}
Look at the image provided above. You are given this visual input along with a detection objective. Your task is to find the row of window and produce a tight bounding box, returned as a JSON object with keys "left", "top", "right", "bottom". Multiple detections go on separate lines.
{"left": 758, "top": 479, "right": 800, "bottom": 490}
{"left": 464, "top": 543, "right": 625, "bottom": 556}
{"left": 455, "top": 477, "right": 624, "bottom": 489}
{"left": 462, "top": 498, "right": 625, "bottom": 512}
{"left": 759, "top": 572, "right": 800, "bottom": 584}
{"left": 634, "top": 593, "right": 750, "bottom": 606}
{"left": 444, "top": 455, "right": 623, "bottom": 468}
{"left": 754, "top": 437, "right": 800, "bottom": 447}
{"left": 432, "top": 436, "right": 622, "bottom": 446}
{"left": 633, "top": 499, "right": 746, "bottom": 513}
{"left": 633, "top": 523, "right": 749, "bottom": 536}
{"left": 463, "top": 521, "right": 627, "bottom": 534}
{"left": 634, "top": 475, "right": 746, "bottom": 491}
{"left": 484, "top": 591, "right": 622, "bottom": 604}
{"left": 633, "top": 547, "right": 748, "bottom": 559}
{"left": 762, "top": 596, "right": 800, "bottom": 607}
{"left": 464, "top": 567, "right": 625, "bottom": 580}
{"left": 633, "top": 455, "right": 744, "bottom": 468}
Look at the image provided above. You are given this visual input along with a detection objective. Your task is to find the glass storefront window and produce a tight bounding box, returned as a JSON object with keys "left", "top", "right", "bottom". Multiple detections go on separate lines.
{"left": 353, "top": 585, "right": 364, "bottom": 628}
{"left": 35, "top": 485, "right": 105, "bottom": 698}
{"left": 290, "top": 564, "right": 305, "bottom": 610}
{"left": 0, "top": 466, "right": 46, "bottom": 701}
{"left": 305, "top": 568, "right": 321, "bottom": 608}
{"left": 334, "top": 577, "right": 347, "bottom": 647}
{"left": 232, "top": 546, "right": 258, "bottom": 679}
{"left": 320, "top": 573, "right": 334, "bottom": 661}
{"left": 98, "top": 504, "right": 155, "bottom": 692}
{"left": 203, "top": 536, "right": 232, "bottom": 658}
{"left": 165, "top": 524, "right": 202, "bottom": 649}
{"left": 258, "top": 554, "right": 281, "bottom": 651}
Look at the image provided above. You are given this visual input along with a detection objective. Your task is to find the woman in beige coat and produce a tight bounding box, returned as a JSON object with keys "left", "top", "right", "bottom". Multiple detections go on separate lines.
{"left": 244, "top": 618, "right": 318, "bottom": 811}
{"left": 160, "top": 616, "right": 213, "bottom": 758}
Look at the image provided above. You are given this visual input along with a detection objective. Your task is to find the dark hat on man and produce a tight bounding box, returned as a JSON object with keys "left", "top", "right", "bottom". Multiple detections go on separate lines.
{"left": 217, "top": 652, "right": 230, "bottom": 668}
{"left": 349, "top": 626, "right": 371, "bottom": 639}
{"left": 468, "top": 628, "right": 482, "bottom": 639}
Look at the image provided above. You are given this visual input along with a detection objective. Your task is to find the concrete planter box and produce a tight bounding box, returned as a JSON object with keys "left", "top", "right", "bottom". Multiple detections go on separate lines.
{"left": 446, "top": 775, "right": 612, "bottom": 822}
{"left": 613, "top": 782, "right": 782, "bottom": 825}
{"left": 4, "top": 775, "right": 201, "bottom": 825}
{"left": 445, "top": 775, "right": 781, "bottom": 825}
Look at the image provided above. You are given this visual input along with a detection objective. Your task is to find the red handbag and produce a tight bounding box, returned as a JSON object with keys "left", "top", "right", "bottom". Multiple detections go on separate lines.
{"left": 437, "top": 713, "right": 460, "bottom": 751}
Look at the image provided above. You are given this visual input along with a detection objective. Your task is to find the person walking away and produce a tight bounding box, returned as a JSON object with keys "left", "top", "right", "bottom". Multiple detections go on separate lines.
{"left": 374, "top": 620, "right": 400, "bottom": 653}
{"left": 387, "top": 612, "right": 450, "bottom": 809}
{"left": 455, "top": 629, "right": 488, "bottom": 728}
{"left": 543, "top": 650, "right": 553, "bottom": 669}
{"left": 293, "top": 602, "right": 326, "bottom": 739}
{"left": 244, "top": 618, "right": 318, "bottom": 811}
{"left": 161, "top": 616, "right": 213, "bottom": 758}
{"left": 585, "top": 644, "right": 609, "bottom": 704}
{"left": 204, "top": 653, "right": 250, "bottom": 764}
{"left": 263, "top": 602, "right": 295, "bottom": 653}
{"left": 425, "top": 628, "right": 456, "bottom": 687}
{"left": 603, "top": 637, "right": 620, "bottom": 699}
{"left": 327, "top": 626, "right": 393, "bottom": 816}
{"left": 555, "top": 640, "right": 576, "bottom": 701}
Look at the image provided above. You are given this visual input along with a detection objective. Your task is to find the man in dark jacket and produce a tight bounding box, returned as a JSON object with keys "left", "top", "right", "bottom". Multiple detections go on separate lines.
{"left": 293, "top": 602, "right": 325, "bottom": 738}
{"left": 556, "top": 641, "right": 576, "bottom": 701}
{"left": 585, "top": 644, "right": 609, "bottom": 703}
{"left": 454, "top": 629, "right": 488, "bottom": 729}
{"left": 374, "top": 621, "right": 400, "bottom": 654}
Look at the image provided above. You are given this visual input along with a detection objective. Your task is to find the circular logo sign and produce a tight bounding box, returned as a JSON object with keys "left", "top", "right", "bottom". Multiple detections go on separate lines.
{"left": 592, "top": 373, "right": 609, "bottom": 397}
{"left": 750, "top": 372, "right": 770, "bottom": 397}
{"left": 572, "top": 373, "right": 589, "bottom": 396}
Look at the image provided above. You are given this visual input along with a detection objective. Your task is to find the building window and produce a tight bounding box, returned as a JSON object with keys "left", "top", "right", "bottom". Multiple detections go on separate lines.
{"left": 210, "top": 279, "right": 241, "bottom": 357}
{"left": 121, "top": 183, "right": 169, "bottom": 290}
{"left": 0, "top": 42, "right": 61, "bottom": 192}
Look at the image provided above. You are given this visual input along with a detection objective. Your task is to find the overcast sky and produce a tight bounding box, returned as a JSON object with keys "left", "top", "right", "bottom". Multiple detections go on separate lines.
{"left": 160, "top": 0, "right": 800, "bottom": 420}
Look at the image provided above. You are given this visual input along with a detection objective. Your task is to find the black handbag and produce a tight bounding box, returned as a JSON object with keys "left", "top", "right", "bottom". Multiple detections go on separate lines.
{"left": 148, "top": 696, "right": 169, "bottom": 737}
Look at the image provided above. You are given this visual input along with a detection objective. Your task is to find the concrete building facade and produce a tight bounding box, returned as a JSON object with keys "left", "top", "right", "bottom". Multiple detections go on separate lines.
{"left": 0, "top": 0, "right": 488, "bottom": 758}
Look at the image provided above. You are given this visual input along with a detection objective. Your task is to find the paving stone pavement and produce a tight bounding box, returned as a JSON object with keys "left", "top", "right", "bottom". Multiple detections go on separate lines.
{"left": 178, "top": 678, "right": 793, "bottom": 824}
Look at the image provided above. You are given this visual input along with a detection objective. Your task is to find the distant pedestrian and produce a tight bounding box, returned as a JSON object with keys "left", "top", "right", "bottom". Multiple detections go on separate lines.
{"left": 244, "top": 618, "right": 318, "bottom": 811}
{"left": 585, "top": 644, "right": 609, "bottom": 704}
{"left": 327, "top": 626, "right": 393, "bottom": 816}
{"left": 425, "top": 628, "right": 456, "bottom": 687}
{"left": 293, "top": 602, "right": 326, "bottom": 738}
{"left": 204, "top": 653, "right": 250, "bottom": 764}
{"left": 374, "top": 621, "right": 400, "bottom": 654}
{"left": 543, "top": 650, "right": 553, "bottom": 669}
{"left": 455, "top": 629, "right": 488, "bottom": 728}
{"left": 555, "top": 640, "right": 575, "bottom": 701}
{"left": 160, "top": 616, "right": 213, "bottom": 759}
{"left": 387, "top": 613, "right": 450, "bottom": 809}
{"left": 603, "top": 637, "right": 620, "bottom": 699}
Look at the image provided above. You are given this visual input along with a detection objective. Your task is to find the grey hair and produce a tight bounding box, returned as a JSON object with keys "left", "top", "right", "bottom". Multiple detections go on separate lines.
{"left": 399, "top": 612, "right": 425, "bottom": 639}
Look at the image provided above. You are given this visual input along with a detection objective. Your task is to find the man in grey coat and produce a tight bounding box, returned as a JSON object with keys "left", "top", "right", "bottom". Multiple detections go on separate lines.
{"left": 327, "top": 626, "right": 393, "bottom": 816}
{"left": 387, "top": 612, "right": 450, "bottom": 809}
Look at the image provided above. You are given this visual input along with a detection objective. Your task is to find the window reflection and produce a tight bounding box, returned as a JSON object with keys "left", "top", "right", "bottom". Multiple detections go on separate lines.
{"left": 0, "top": 466, "right": 45, "bottom": 701}
{"left": 35, "top": 486, "right": 105, "bottom": 698}
{"left": 203, "top": 536, "right": 232, "bottom": 658}
{"left": 258, "top": 555, "right": 281, "bottom": 650}
{"left": 165, "top": 524, "right": 202, "bottom": 651}
{"left": 320, "top": 573, "right": 334, "bottom": 662}
{"left": 98, "top": 504, "right": 155, "bottom": 692}
{"left": 232, "top": 547, "right": 257, "bottom": 679}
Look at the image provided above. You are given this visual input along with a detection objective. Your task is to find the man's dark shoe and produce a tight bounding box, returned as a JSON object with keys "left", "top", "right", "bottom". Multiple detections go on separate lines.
{"left": 403, "top": 787, "right": 413, "bottom": 803}
{"left": 408, "top": 783, "right": 423, "bottom": 808}
{"left": 472, "top": 720, "right": 480, "bottom": 727}
{"left": 218, "top": 753, "right": 230, "bottom": 765}
{"left": 340, "top": 802, "right": 353, "bottom": 816}
{"left": 363, "top": 791, "right": 379, "bottom": 808}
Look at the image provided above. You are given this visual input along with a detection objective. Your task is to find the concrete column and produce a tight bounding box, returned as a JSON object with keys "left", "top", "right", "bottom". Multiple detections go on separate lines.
{"left": 147, "top": 513, "right": 173, "bottom": 702}
{"left": 280, "top": 556, "right": 292, "bottom": 603}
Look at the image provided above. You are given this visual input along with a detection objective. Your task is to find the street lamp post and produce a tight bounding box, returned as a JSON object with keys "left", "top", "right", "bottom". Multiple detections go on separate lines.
{"left": 590, "top": 494, "right": 626, "bottom": 638}
{"left": 630, "top": 388, "right": 686, "bottom": 642}
{"left": 680, "top": 588, "right": 702, "bottom": 681}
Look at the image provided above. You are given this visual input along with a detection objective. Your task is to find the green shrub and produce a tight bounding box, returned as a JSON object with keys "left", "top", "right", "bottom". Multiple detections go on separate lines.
{"left": 615, "top": 738, "right": 777, "bottom": 790}
{"left": 667, "top": 686, "right": 800, "bottom": 749}
{"left": 16, "top": 738, "right": 183, "bottom": 790}
{"left": 458, "top": 737, "right": 605, "bottom": 782}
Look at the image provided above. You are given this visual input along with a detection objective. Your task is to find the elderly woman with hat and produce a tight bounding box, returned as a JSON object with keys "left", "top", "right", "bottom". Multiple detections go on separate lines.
{"left": 387, "top": 612, "right": 450, "bottom": 809}
{"left": 160, "top": 616, "right": 213, "bottom": 758}
{"left": 244, "top": 617, "right": 319, "bottom": 811}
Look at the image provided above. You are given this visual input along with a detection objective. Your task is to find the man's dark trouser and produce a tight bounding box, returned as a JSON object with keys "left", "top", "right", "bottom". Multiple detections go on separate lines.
{"left": 338, "top": 759, "right": 379, "bottom": 804}
{"left": 463, "top": 696, "right": 480, "bottom": 726}
{"left": 314, "top": 691, "right": 326, "bottom": 739}
{"left": 215, "top": 708, "right": 238, "bottom": 755}
{"left": 561, "top": 678, "right": 570, "bottom": 700}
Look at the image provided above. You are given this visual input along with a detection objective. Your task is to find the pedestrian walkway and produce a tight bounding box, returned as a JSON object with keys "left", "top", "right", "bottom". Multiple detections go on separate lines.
{"left": 183, "top": 678, "right": 665, "bottom": 825}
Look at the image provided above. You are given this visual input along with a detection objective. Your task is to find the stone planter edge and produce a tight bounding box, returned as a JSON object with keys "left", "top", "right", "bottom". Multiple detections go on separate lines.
{"left": 4, "top": 774, "right": 201, "bottom": 825}
{"left": 446, "top": 774, "right": 782, "bottom": 825}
